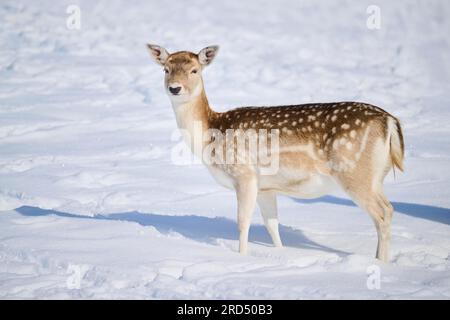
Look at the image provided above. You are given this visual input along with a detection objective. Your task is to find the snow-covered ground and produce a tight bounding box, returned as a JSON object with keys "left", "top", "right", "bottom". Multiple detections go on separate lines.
{"left": 1, "top": 0, "right": 450, "bottom": 299}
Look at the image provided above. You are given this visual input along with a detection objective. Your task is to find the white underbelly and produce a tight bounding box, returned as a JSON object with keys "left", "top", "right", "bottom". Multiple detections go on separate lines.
{"left": 259, "top": 172, "right": 338, "bottom": 199}
{"left": 285, "top": 174, "right": 338, "bottom": 198}
{"left": 207, "top": 165, "right": 338, "bottom": 199}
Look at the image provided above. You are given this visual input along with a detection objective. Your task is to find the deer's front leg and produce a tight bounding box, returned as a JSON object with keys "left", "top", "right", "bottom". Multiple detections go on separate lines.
{"left": 257, "top": 192, "right": 282, "bottom": 248}
{"left": 235, "top": 176, "right": 258, "bottom": 255}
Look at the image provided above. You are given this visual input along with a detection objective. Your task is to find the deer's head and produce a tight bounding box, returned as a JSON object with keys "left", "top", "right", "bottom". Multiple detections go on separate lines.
{"left": 147, "top": 44, "right": 219, "bottom": 104}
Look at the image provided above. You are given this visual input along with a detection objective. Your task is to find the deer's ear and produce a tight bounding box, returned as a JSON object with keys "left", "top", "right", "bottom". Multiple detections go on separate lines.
{"left": 198, "top": 45, "right": 219, "bottom": 66}
{"left": 147, "top": 44, "right": 169, "bottom": 66}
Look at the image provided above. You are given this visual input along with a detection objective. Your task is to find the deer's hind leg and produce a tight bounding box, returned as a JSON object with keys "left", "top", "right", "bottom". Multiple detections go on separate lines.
{"left": 333, "top": 128, "right": 394, "bottom": 262}
{"left": 342, "top": 184, "right": 394, "bottom": 262}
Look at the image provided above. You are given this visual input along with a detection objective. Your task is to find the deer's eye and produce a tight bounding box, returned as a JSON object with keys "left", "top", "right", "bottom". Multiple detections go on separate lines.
{"left": 191, "top": 69, "right": 198, "bottom": 74}
{"left": 164, "top": 68, "right": 169, "bottom": 74}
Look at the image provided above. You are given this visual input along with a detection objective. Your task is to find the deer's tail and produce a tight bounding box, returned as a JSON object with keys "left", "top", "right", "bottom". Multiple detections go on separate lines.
{"left": 388, "top": 116, "right": 405, "bottom": 172}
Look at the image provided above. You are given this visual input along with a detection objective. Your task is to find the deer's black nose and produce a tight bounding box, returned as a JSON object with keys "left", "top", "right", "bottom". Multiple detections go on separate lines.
{"left": 169, "top": 86, "right": 182, "bottom": 95}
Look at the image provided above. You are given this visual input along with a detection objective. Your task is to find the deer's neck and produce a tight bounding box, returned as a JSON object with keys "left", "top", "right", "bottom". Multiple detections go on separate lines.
{"left": 172, "top": 89, "right": 214, "bottom": 130}
{"left": 171, "top": 88, "right": 217, "bottom": 159}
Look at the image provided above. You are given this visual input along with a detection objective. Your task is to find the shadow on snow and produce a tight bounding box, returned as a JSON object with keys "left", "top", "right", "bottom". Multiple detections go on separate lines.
{"left": 293, "top": 195, "right": 450, "bottom": 225}
{"left": 15, "top": 196, "right": 448, "bottom": 256}
{"left": 16, "top": 206, "right": 347, "bottom": 255}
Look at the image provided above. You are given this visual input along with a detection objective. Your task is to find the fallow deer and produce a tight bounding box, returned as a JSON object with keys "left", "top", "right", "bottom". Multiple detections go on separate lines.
{"left": 147, "top": 44, "right": 404, "bottom": 262}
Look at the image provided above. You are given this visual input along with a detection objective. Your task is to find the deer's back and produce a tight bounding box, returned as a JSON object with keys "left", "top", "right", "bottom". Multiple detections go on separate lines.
{"left": 207, "top": 102, "right": 398, "bottom": 196}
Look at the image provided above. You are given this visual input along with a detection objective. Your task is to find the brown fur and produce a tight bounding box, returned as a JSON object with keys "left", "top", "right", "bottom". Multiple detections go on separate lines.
{"left": 147, "top": 44, "right": 405, "bottom": 262}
